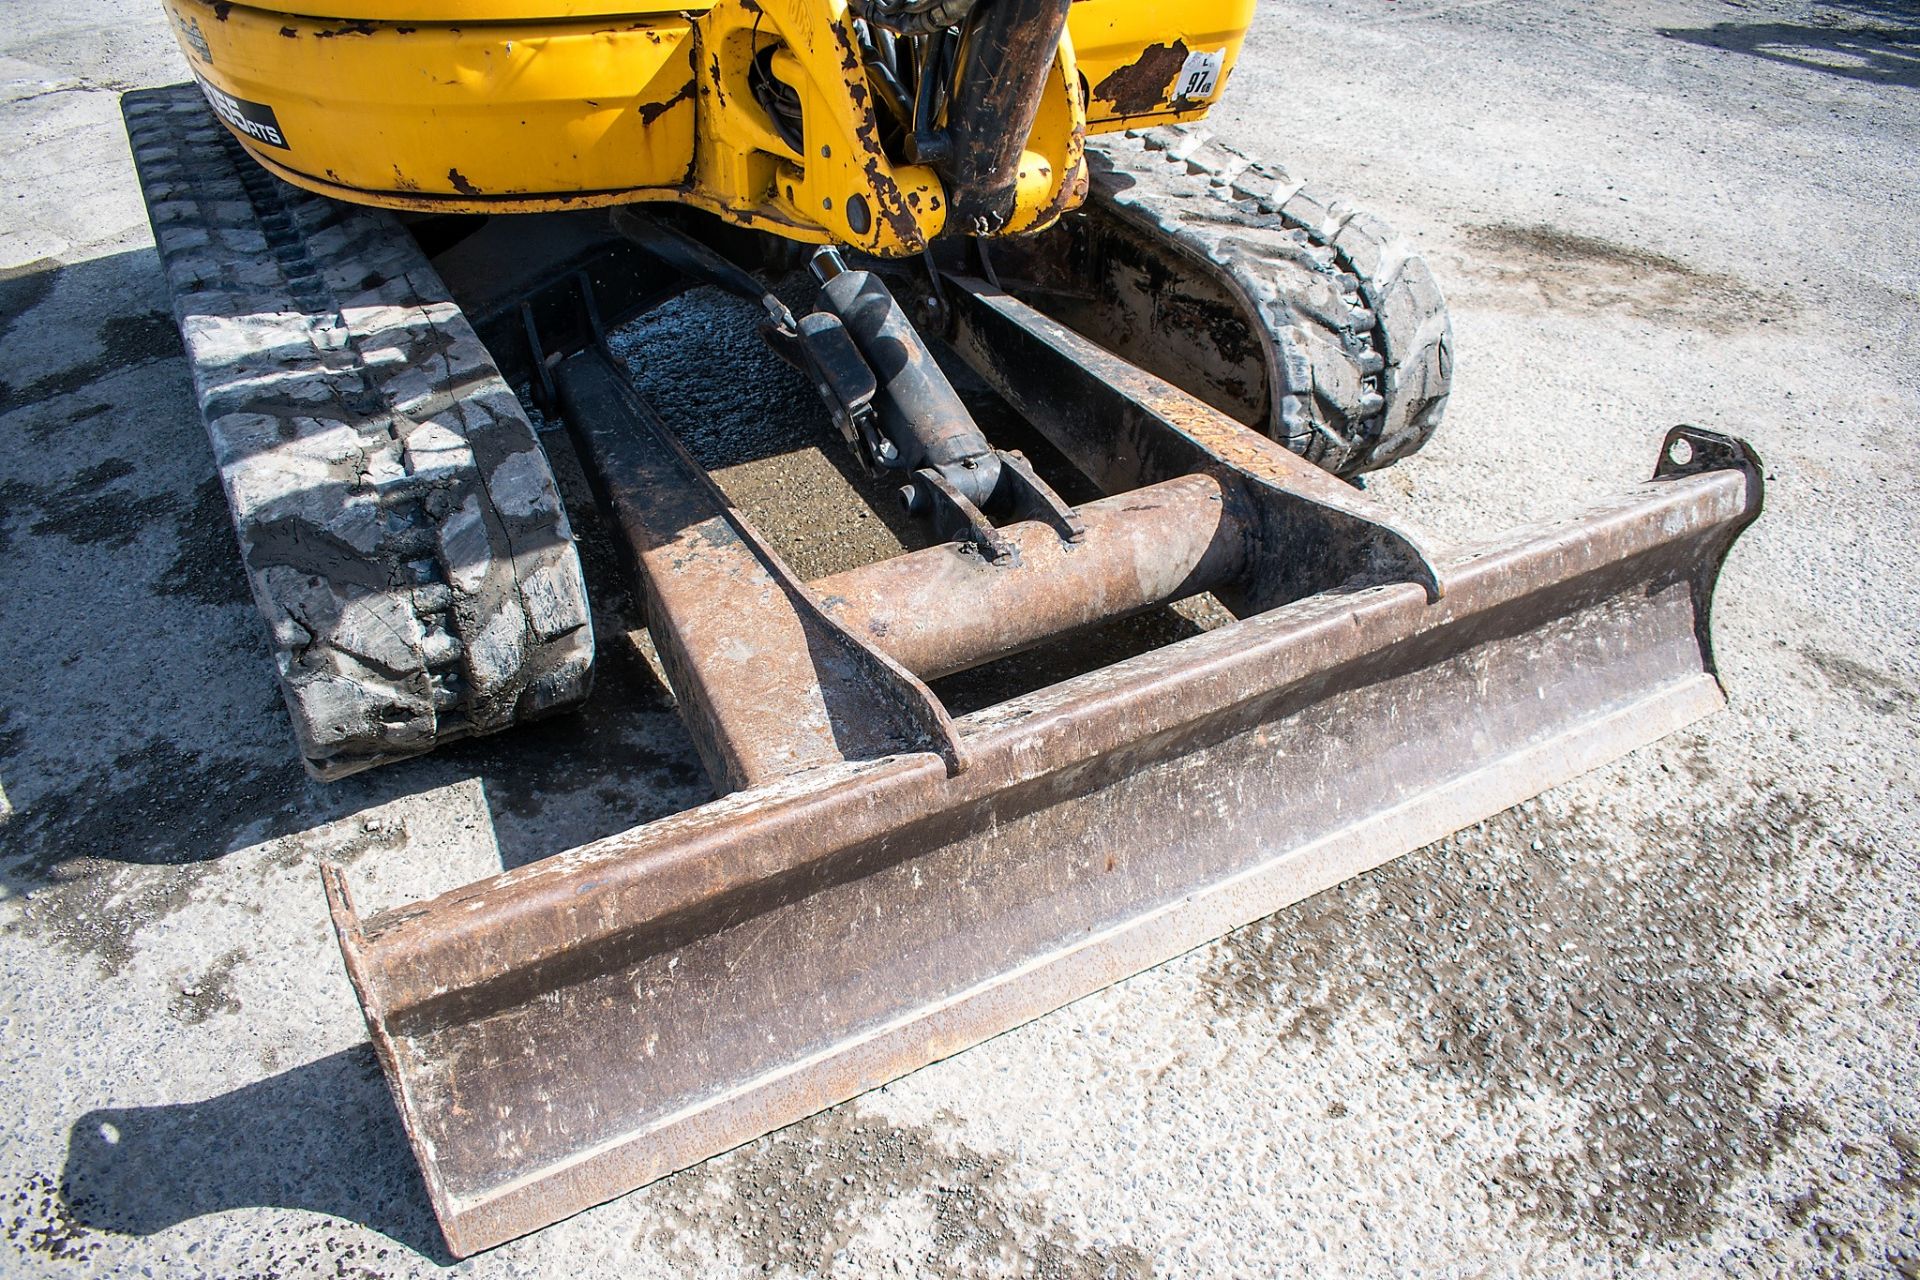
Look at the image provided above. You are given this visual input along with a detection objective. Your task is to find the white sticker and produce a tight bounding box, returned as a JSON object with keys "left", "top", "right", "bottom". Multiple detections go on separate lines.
{"left": 1174, "top": 49, "right": 1226, "bottom": 103}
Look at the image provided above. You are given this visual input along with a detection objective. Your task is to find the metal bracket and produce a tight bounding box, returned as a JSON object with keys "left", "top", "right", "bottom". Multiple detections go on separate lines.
{"left": 992, "top": 449, "right": 1084, "bottom": 544}
{"left": 914, "top": 464, "right": 1016, "bottom": 562}
{"left": 518, "top": 269, "right": 608, "bottom": 415}
{"left": 1657, "top": 425, "right": 1764, "bottom": 497}
{"left": 941, "top": 276, "right": 1442, "bottom": 611}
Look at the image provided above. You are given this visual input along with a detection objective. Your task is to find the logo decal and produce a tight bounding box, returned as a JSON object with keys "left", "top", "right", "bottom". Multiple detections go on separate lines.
{"left": 173, "top": 10, "right": 215, "bottom": 64}
{"left": 193, "top": 73, "right": 292, "bottom": 150}
{"left": 174, "top": 12, "right": 212, "bottom": 63}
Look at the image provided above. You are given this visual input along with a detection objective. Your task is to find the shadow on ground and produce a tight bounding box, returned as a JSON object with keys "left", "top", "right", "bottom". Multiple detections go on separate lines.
{"left": 1660, "top": 1, "right": 1920, "bottom": 90}
{"left": 0, "top": 248, "right": 700, "bottom": 1268}
{"left": 58, "top": 1046, "right": 451, "bottom": 1264}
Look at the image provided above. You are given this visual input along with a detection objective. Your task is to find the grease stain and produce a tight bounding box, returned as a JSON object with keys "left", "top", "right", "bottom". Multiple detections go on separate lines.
{"left": 1459, "top": 223, "right": 1788, "bottom": 332}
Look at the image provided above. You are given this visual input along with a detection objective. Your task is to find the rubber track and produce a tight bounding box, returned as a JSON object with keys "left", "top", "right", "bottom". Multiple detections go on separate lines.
{"left": 124, "top": 86, "right": 594, "bottom": 779}
{"left": 1088, "top": 125, "right": 1453, "bottom": 476}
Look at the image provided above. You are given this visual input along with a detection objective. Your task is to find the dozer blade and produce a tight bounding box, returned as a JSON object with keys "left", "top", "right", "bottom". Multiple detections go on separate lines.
{"left": 323, "top": 280, "right": 1761, "bottom": 1257}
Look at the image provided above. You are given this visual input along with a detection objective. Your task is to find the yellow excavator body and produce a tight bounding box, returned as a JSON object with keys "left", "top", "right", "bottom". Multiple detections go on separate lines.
{"left": 124, "top": 0, "right": 1765, "bottom": 1256}
{"left": 160, "top": 0, "right": 1255, "bottom": 253}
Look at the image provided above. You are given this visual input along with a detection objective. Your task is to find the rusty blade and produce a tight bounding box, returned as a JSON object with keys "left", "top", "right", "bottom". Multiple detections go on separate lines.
{"left": 325, "top": 432, "right": 1760, "bottom": 1258}
{"left": 938, "top": 275, "right": 1443, "bottom": 611}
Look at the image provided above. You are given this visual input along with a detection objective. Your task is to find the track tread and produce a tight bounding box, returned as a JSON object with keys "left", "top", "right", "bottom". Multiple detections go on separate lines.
{"left": 1088, "top": 124, "right": 1453, "bottom": 476}
{"left": 124, "top": 85, "right": 593, "bottom": 779}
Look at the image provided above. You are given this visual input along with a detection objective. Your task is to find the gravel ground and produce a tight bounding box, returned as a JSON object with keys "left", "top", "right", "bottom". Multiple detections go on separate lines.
{"left": 2, "top": 1, "right": 1916, "bottom": 1276}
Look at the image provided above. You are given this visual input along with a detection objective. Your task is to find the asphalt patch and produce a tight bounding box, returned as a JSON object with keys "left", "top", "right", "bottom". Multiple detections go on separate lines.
{"left": 0, "top": 738, "right": 307, "bottom": 971}
{"left": 0, "top": 454, "right": 182, "bottom": 554}
{"left": 1886, "top": 1131, "right": 1920, "bottom": 1197}
{"left": 0, "top": 309, "right": 183, "bottom": 418}
{"left": 152, "top": 475, "right": 252, "bottom": 607}
{"left": 1804, "top": 646, "right": 1918, "bottom": 717}
{"left": 1201, "top": 787, "right": 1874, "bottom": 1252}
{"left": 168, "top": 946, "right": 246, "bottom": 1025}
{"left": 5, "top": 1169, "right": 99, "bottom": 1265}
{"left": 645, "top": 1105, "right": 1152, "bottom": 1278}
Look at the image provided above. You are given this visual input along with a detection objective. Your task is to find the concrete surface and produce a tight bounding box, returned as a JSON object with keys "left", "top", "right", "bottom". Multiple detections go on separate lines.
{"left": 1, "top": 0, "right": 1916, "bottom": 1275}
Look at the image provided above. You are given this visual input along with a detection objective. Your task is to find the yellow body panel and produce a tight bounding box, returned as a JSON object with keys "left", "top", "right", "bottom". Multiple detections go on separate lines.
{"left": 164, "top": 0, "right": 1253, "bottom": 252}
{"left": 165, "top": 0, "right": 699, "bottom": 205}
{"left": 1069, "top": 0, "right": 1258, "bottom": 132}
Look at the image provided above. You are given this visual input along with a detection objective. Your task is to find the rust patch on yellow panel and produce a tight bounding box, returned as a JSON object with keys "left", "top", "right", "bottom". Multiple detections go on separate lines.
{"left": 1091, "top": 40, "right": 1188, "bottom": 115}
